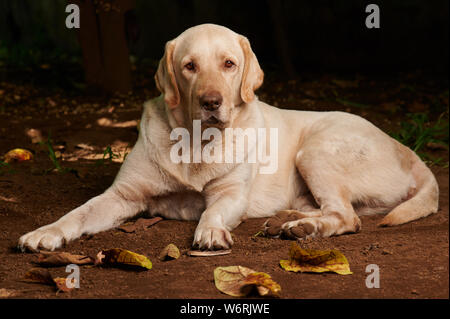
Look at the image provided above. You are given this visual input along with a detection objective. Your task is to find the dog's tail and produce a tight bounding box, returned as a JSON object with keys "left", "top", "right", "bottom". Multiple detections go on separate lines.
{"left": 378, "top": 149, "right": 439, "bottom": 227}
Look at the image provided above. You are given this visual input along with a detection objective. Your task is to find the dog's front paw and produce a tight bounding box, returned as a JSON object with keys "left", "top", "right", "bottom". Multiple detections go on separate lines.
{"left": 18, "top": 225, "right": 66, "bottom": 252}
{"left": 193, "top": 225, "right": 233, "bottom": 250}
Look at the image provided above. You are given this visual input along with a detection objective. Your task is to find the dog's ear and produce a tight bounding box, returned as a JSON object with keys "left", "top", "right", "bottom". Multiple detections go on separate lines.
{"left": 155, "top": 40, "right": 180, "bottom": 108}
{"left": 239, "top": 36, "right": 264, "bottom": 104}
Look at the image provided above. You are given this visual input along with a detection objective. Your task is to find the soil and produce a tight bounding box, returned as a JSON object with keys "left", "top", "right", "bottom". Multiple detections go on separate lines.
{"left": 0, "top": 69, "right": 448, "bottom": 299}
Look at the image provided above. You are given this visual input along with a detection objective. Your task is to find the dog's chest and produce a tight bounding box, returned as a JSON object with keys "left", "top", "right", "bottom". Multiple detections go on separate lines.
{"left": 165, "top": 161, "right": 236, "bottom": 193}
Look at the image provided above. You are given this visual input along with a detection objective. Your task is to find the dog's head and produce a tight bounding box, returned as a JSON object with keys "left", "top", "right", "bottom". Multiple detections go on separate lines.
{"left": 155, "top": 24, "right": 264, "bottom": 130}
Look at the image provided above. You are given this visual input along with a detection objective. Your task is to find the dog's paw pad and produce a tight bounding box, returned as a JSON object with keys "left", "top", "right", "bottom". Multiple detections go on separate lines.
{"left": 289, "top": 225, "right": 308, "bottom": 238}
{"left": 263, "top": 210, "right": 305, "bottom": 237}
{"left": 282, "top": 221, "right": 316, "bottom": 240}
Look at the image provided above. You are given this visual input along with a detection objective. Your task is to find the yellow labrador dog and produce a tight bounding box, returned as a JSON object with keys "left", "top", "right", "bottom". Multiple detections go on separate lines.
{"left": 19, "top": 24, "right": 439, "bottom": 252}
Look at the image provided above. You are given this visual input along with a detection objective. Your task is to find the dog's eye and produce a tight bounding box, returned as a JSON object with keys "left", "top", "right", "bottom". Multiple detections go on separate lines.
{"left": 224, "top": 60, "right": 235, "bottom": 68}
{"left": 185, "top": 62, "right": 196, "bottom": 71}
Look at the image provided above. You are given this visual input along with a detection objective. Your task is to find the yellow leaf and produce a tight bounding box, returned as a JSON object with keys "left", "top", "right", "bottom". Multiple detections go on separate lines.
{"left": 96, "top": 248, "right": 152, "bottom": 270}
{"left": 280, "top": 242, "right": 352, "bottom": 275}
{"left": 4, "top": 148, "right": 33, "bottom": 163}
{"left": 214, "top": 266, "right": 281, "bottom": 297}
{"left": 159, "top": 244, "right": 180, "bottom": 261}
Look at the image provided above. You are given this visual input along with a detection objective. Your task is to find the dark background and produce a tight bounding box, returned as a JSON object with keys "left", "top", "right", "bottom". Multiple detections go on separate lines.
{"left": 0, "top": 0, "right": 448, "bottom": 76}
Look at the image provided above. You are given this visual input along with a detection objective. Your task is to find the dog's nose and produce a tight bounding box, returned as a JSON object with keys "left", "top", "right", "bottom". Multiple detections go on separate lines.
{"left": 200, "top": 92, "right": 223, "bottom": 111}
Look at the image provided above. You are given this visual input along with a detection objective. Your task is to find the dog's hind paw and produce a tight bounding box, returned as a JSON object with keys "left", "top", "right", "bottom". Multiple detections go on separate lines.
{"left": 262, "top": 210, "right": 317, "bottom": 240}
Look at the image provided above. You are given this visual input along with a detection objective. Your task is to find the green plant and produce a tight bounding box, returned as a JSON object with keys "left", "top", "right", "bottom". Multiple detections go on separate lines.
{"left": 39, "top": 134, "right": 76, "bottom": 174}
{"left": 40, "top": 137, "right": 63, "bottom": 172}
{"left": 96, "top": 146, "right": 120, "bottom": 166}
{"left": 390, "top": 112, "right": 449, "bottom": 165}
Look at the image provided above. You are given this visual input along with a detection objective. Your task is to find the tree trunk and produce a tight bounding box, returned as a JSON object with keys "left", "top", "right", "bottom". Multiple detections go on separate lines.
{"left": 73, "top": 0, "right": 135, "bottom": 94}
{"left": 266, "top": 0, "right": 297, "bottom": 79}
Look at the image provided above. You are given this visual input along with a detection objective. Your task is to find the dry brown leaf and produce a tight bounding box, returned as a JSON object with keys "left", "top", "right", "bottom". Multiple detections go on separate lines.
{"left": 26, "top": 128, "right": 44, "bottom": 144}
{"left": 159, "top": 244, "right": 180, "bottom": 261}
{"left": 214, "top": 266, "right": 281, "bottom": 297}
{"left": 35, "top": 251, "right": 94, "bottom": 267}
{"left": 75, "top": 143, "right": 95, "bottom": 151}
{"left": 23, "top": 267, "right": 55, "bottom": 285}
{"left": 96, "top": 117, "right": 113, "bottom": 126}
{"left": 23, "top": 268, "right": 76, "bottom": 293}
{"left": 118, "top": 217, "right": 163, "bottom": 233}
{"left": 0, "top": 288, "right": 19, "bottom": 298}
{"left": 53, "top": 277, "right": 75, "bottom": 293}
{"left": 96, "top": 118, "right": 138, "bottom": 128}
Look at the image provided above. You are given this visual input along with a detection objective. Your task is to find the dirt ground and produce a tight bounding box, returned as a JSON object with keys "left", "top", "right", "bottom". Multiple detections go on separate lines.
{"left": 0, "top": 69, "right": 448, "bottom": 299}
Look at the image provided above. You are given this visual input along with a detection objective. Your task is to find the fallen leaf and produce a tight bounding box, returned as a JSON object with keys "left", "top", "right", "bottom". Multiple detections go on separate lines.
{"left": 97, "top": 117, "right": 139, "bottom": 128}
{"left": 23, "top": 267, "right": 55, "bottom": 285}
{"left": 0, "top": 288, "right": 19, "bottom": 298}
{"left": 118, "top": 217, "right": 163, "bottom": 233}
{"left": 75, "top": 143, "right": 95, "bottom": 151}
{"left": 95, "top": 251, "right": 105, "bottom": 265}
{"left": 214, "top": 266, "right": 281, "bottom": 297}
{"left": 95, "top": 248, "right": 152, "bottom": 270}
{"left": 23, "top": 267, "right": 75, "bottom": 293}
{"left": 159, "top": 244, "right": 180, "bottom": 261}
{"left": 280, "top": 242, "right": 352, "bottom": 275}
{"left": 97, "top": 117, "right": 113, "bottom": 126}
{"left": 3, "top": 148, "right": 33, "bottom": 163}
{"left": 187, "top": 249, "right": 232, "bottom": 257}
{"left": 35, "top": 251, "right": 94, "bottom": 267}
{"left": 53, "top": 277, "right": 75, "bottom": 293}
{"left": 47, "top": 98, "right": 57, "bottom": 107}
{"left": 25, "top": 128, "right": 44, "bottom": 144}
{"left": 0, "top": 195, "right": 17, "bottom": 203}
